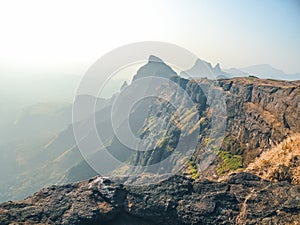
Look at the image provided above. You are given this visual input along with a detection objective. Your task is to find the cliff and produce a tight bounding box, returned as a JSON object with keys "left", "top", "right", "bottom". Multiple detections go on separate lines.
{"left": 1, "top": 57, "right": 299, "bottom": 224}
{"left": 128, "top": 76, "right": 300, "bottom": 179}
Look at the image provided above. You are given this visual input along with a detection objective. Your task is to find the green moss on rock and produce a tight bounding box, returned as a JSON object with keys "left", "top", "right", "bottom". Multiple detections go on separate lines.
{"left": 217, "top": 151, "right": 243, "bottom": 175}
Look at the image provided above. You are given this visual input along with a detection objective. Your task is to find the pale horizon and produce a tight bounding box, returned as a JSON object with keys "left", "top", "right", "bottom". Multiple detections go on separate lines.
{"left": 0, "top": 0, "right": 299, "bottom": 76}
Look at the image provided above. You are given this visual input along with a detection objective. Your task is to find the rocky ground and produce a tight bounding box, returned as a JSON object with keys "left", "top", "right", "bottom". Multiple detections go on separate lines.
{"left": 0, "top": 172, "right": 299, "bottom": 225}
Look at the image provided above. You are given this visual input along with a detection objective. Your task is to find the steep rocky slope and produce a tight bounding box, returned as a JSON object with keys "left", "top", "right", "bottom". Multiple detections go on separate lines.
{"left": 46, "top": 58, "right": 300, "bottom": 184}
{"left": 0, "top": 173, "right": 299, "bottom": 225}
{"left": 1, "top": 57, "right": 299, "bottom": 224}
{"left": 217, "top": 77, "right": 300, "bottom": 165}
{"left": 126, "top": 74, "right": 300, "bottom": 179}
{"left": 54, "top": 58, "right": 300, "bottom": 185}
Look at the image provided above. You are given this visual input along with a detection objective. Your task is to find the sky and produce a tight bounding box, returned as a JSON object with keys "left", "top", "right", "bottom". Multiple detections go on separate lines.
{"left": 0, "top": 0, "right": 299, "bottom": 76}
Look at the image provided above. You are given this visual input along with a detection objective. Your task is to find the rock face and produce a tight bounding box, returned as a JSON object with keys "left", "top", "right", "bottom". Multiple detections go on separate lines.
{"left": 0, "top": 173, "right": 299, "bottom": 225}
{"left": 56, "top": 58, "right": 300, "bottom": 185}
{"left": 63, "top": 64, "right": 300, "bottom": 206}
{"left": 217, "top": 78, "right": 300, "bottom": 164}
{"left": 128, "top": 75, "right": 300, "bottom": 177}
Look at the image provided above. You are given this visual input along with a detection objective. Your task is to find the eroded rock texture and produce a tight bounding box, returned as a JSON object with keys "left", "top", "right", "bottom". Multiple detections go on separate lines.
{"left": 0, "top": 173, "right": 299, "bottom": 225}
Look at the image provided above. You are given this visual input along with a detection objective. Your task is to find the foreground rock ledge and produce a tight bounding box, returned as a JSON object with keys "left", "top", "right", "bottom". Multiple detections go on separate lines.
{"left": 0, "top": 172, "right": 299, "bottom": 225}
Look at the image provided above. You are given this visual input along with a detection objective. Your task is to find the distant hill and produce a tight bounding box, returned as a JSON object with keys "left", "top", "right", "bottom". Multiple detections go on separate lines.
{"left": 239, "top": 64, "right": 300, "bottom": 80}
{"left": 223, "top": 67, "right": 250, "bottom": 78}
{"left": 180, "top": 58, "right": 230, "bottom": 79}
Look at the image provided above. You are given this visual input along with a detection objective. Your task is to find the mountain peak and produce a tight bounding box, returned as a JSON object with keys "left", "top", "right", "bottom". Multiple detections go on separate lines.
{"left": 132, "top": 55, "right": 177, "bottom": 81}
{"left": 181, "top": 58, "right": 228, "bottom": 79}
{"left": 148, "top": 55, "right": 164, "bottom": 63}
{"left": 120, "top": 81, "right": 128, "bottom": 91}
{"left": 195, "top": 58, "right": 213, "bottom": 69}
{"left": 214, "top": 63, "right": 221, "bottom": 72}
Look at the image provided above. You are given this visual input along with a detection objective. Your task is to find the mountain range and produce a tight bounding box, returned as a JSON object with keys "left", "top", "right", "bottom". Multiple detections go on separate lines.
{"left": 0, "top": 56, "right": 299, "bottom": 224}
{"left": 225, "top": 64, "right": 300, "bottom": 80}
{"left": 181, "top": 58, "right": 300, "bottom": 81}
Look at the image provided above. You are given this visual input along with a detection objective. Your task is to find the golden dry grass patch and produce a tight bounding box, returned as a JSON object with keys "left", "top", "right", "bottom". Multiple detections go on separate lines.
{"left": 246, "top": 133, "right": 300, "bottom": 184}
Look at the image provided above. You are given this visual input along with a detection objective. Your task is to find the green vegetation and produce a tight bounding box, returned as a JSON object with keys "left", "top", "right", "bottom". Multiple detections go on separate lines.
{"left": 222, "top": 136, "right": 233, "bottom": 145}
{"left": 156, "top": 135, "right": 168, "bottom": 148}
{"left": 267, "top": 78, "right": 280, "bottom": 82}
{"left": 221, "top": 136, "right": 241, "bottom": 153}
{"left": 145, "top": 115, "right": 157, "bottom": 131}
{"left": 204, "top": 137, "right": 213, "bottom": 146}
{"left": 187, "top": 160, "right": 200, "bottom": 179}
{"left": 247, "top": 75, "right": 258, "bottom": 80}
{"left": 156, "top": 134, "right": 175, "bottom": 152}
{"left": 217, "top": 151, "right": 243, "bottom": 175}
{"left": 166, "top": 144, "right": 174, "bottom": 152}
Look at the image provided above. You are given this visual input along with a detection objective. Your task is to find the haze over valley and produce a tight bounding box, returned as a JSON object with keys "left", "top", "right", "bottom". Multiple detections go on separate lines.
{"left": 0, "top": 1, "right": 299, "bottom": 224}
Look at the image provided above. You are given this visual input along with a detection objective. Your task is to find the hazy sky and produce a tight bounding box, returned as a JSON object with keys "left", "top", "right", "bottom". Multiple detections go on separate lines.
{"left": 0, "top": 0, "right": 299, "bottom": 75}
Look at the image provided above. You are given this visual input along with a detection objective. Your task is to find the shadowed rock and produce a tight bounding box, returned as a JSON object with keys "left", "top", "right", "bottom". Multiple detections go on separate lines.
{"left": 0, "top": 172, "right": 299, "bottom": 225}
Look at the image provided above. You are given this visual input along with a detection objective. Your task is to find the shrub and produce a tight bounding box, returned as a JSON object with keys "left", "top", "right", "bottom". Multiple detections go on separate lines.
{"left": 217, "top": 151, "right": 243, "bottom": 175}
{"left": 187, "top": 160, "right": 200, "bottom": 179}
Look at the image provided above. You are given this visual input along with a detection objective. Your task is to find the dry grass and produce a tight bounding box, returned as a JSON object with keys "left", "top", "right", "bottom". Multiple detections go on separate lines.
{"left": 246, "top": 133, "right": 300, "bottom": 184}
